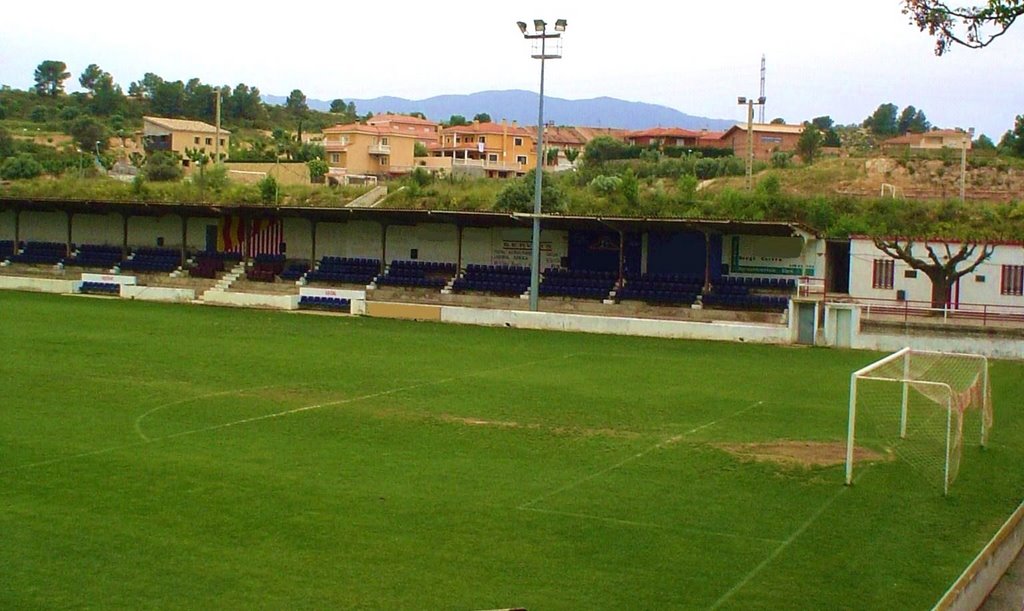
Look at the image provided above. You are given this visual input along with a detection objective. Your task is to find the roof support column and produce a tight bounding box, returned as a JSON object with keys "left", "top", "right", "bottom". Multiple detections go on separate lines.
{"left": 13, "top": 207, "right": 21, "bottom": 247}
{"left": 66, "top": 210, "right": 73, "bottom": 258}
{"left": 309, "top": 219, "right": 317, "bottom": 271}
{"left": 180, "top": 213, "right": 188, "bottom": 269}
{"left": 617, "top": 229, "right": 625, "bottom": 288}
{"left": 703, "top": 230, "right": 713, "bottom": 295}
{"left": 380, "top": 223, "right": 388, "bottom": 274}
{"left": 121, "top": 213, "right": 129, "bottom": 260}
{"left": 456, "top": 224, "right": 464, "bottom": 272}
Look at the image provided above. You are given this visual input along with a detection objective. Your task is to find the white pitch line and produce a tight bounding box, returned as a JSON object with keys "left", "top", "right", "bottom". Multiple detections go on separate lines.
{"left": 518, "top": 400, "right": 764, "bottom": 511}
{"left": 709, "top": 467, "right": 872, "bottom": 610}
{"left": 519, "top": 506, "right": 785, "bottom": 544}
{"left": 134, "top": 385, "right": 280, "bottom": 441}
{"left": 2, "top": 353, "right": 580, "bottom": 475}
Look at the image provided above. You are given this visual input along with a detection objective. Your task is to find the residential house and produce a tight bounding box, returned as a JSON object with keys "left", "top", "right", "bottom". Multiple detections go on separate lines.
{"left": 541, "top": 125, "right": 587, "bottom": 169}
{"left": 626, "top": 127, "right": 704, "bottom": 149}
{"left": 366, "top": 114, "right": 441, "bottom": 147}
{"left": 696, "top": 130, "right": 727, "bottom": 149}
{"left": 430, "top": 121, "right": 536, "bottom": 178}
{"left": 141, "top": 116, "right": 230, "bottom": 164}
{"left": 720, "top": 123, "right": 804, "bottom": 161}
{"left": 880, "top": 129, "right": 973, "bottom": 153}
{"left": 322, "top": 122, "right": 421, "bottom": 179}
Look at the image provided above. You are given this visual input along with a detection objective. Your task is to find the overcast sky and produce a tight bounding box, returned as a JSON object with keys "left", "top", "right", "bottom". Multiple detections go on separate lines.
{"left": 1, "top": 0, "right": 1020, "bottom": 138}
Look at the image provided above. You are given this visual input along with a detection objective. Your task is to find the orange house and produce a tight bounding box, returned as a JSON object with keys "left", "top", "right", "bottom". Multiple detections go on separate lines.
{"left": 322, "top": 122, "right": 421, "bottom": 178}
{"left": 431, "top": 120, "right": 536, "bottom": 178}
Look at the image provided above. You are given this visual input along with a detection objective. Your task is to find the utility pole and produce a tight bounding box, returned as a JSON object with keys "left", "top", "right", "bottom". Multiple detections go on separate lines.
{"left": 215, "top": 89, "right": 222, "bottom": 163}
{"left": 960, "top": 127, "right": 974, "bottom": 202}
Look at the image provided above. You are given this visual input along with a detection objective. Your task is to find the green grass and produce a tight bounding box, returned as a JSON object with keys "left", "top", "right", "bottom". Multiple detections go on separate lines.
{"left": 1, "top": 291, "right": 1022, "bottom": 609}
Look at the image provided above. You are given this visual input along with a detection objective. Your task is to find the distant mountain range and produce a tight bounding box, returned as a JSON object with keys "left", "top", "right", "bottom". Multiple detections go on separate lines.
{"left": 263, "top": 90, "right": 735, "bottom": 131}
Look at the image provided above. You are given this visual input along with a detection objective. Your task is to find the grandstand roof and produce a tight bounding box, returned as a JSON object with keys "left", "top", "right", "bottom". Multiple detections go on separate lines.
{"left": 0, "top": 197, "right": 819, "bottom": 237}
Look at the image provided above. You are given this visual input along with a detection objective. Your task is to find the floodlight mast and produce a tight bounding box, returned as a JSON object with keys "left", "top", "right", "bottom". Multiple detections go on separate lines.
{"left": 518, "top": 18, "right": 565, "bottom": 312}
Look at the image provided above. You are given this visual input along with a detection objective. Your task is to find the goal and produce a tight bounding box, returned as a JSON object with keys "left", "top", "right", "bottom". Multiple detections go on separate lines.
{"left": 845, "top": 347, "right": 992, "bottom": 495}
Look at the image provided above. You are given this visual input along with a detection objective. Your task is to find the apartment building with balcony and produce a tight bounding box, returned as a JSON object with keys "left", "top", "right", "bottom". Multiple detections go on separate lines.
{"left": 430, "top": 120, "right": 536, "bottom": 178}
{"left": 322, "top": 122, "right": 422, "bottom": 178}
{"left": 366, "top": 114, "right": 441, "bottom": 147}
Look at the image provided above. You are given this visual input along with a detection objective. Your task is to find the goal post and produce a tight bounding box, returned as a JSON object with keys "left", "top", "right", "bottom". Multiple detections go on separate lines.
{"left": 845, "top": 347, "right": 992, "bottom": 495}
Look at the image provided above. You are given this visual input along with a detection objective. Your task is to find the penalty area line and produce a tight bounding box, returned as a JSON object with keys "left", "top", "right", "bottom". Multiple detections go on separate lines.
{"left": 709, "top": 466, "right": 874, "bottom": 610}
{"left": 519, "top": 506, "right": 785, "bottom": 544}
{"left": 518, "top": 400, "right": 764, "bottom": 511}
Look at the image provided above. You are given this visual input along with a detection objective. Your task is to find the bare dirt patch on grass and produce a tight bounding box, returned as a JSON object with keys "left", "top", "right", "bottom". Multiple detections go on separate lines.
{"left": 716, "top": 440, "right": 887, "bottom": 468}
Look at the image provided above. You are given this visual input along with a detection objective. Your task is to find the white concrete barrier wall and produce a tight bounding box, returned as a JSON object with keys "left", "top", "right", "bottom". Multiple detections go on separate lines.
{"left": 0, "top": 276, "right": 78, "bottom": 294}
{"left": 853, "top": 330, "right": 1024, "bottom": 361}
{"left": 203, "top": 290, "right": 298, "bottom": 310}
{"left": 936, "top": 500, "right": 1024, "bottom": 611}
{"left": 440, "top": 306, "right": 791, "bottom": 344}
{"left": 82, "top": 273, "right": 137, "bottom": 286}
{"left": 121, "top": 285, "right": 194, "bottom": 303}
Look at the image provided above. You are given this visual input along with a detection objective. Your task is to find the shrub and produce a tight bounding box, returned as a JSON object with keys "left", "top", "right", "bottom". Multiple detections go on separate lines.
{"left": 30, "top": 105, "right": 48, "bottom": 123}
{"left": 771, "top": 152, "right": 792, "bottom": 168}
{"left": 144, "top": 151, "right": 183, "bottom": 182}
{"left": 258, "top": 176, "right": 279, "bottom": 204}
{"left": 196, "top": 163, "right": 229, "bottom": 192}
{"left": 1, "top": 153, "right": 44, "bottom": 180}
{"left": 694, "top": 158, "right": 719, "bottom": 180}
{"left": 589, "top": 175, "right": 622, "bottom": 195}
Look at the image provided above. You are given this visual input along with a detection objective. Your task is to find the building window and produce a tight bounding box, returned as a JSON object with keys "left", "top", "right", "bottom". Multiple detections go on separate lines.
{"left": 514, "top": 137, "right": 524, "bottom": 147}
{"left": 194, "top": 137, "right": 200, "bottom": 144}
{"left": 219, "top": 139, "right": 225, "bottom": 146}
{"left": 516, "top": 155, "right": 528, "bottom": 165}
{"left": 380, "top": 156, "right": 389, "bottom": 166}
{"left": 872, "top": 258, "right": 895, "bottom": 290}
{"left": 478, "top": 136, "right": 486, "bottom": 143}
{"left": 381, "top": 137, "right": 389, "bottom": 145}
{"left": 904, "top": 270, "right": 917, "bottom": 279}
{"left": 487, "top": 153, "right": 498, "bottom": 163}
{"left": 205, "top": 137, "right": 213, "bottom": 145}
{"left": 329, "top": 153, "right": 340, "bottom": 164}
{"left": 1001, "top": 265, "right": 1024, "bottom": 296}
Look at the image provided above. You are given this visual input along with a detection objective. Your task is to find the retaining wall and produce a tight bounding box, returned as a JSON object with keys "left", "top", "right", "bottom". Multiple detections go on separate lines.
{"left": 121, "top": 285, "right": 194, "bottom": 303}
{"left": 854, "top": 330, "right": 1024, "bottom": 361}
{"left": 202, "top": 290, "right": 298, "bottom": 310}
{"left": 0, "top": 276, "right": 78, "bottom": 294}
{"left": 436, "top": 306, "right": 791, "bottom": 343}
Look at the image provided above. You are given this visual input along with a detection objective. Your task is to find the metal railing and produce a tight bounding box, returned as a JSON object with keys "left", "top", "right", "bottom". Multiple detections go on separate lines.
{"left": 858, "top": 296, "right": 1024, "bottom": 327}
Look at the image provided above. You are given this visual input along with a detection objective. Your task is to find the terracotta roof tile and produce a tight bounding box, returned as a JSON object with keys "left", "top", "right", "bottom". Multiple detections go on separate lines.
{"left": 143, "top": 116, "right": 230, "bottom": 135}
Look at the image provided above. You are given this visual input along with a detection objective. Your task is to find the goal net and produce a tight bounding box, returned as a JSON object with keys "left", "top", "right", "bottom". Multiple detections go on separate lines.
{"left": 845, "top": 347, "right": 992, "bottom": 495}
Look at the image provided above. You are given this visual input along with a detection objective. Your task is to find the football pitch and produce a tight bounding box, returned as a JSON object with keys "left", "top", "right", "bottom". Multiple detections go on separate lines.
{"left": 2, "top": 291, "right": 1022, "bottom": 609}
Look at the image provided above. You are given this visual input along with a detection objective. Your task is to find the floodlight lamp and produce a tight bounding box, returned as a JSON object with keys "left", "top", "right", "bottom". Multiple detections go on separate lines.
{"left": 737, "top": 96, "right": 747, "bottom": 104}
{"left": 517, "top": 21, "right": 528, "bottom": 34}
{"left": 554, "top": 19, "right": 567, "bottom": 31}
{"left": 757, "top": 96, "right": 766, "bottom": 105}
{"left": 534, "top": 19, "right": 546, "bottom": 32}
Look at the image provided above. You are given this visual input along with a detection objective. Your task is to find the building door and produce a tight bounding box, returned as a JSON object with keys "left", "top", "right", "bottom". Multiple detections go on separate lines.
{"left": 797, "top": 302, "right": 816, "bottom": 345}
{"left": 835, "top": 308, "right": 853, "bottom": 348}
{"left": 205, "top": 225, "right": 218, "bottom": 252}
{"left": 826, "top": 240, "right": 851, "bottom": 294}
